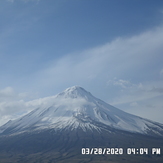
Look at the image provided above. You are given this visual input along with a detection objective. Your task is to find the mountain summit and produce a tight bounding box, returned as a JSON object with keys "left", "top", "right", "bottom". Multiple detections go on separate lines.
{"left": 0, "top": 86, "right": 163, "bottom": 136}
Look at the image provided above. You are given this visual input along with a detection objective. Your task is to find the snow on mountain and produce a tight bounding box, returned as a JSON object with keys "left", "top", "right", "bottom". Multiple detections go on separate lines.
{"left": 0, "top": 86, "right": 163, "bottom": 136}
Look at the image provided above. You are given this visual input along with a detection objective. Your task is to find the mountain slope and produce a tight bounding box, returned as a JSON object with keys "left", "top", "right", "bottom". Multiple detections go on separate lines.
{"left": 0, "top": 86, "right": 163, "bottom": 137}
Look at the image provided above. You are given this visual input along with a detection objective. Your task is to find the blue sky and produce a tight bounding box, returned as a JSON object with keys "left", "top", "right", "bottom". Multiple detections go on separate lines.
{"left": 0, "top": 0, "right": 163, "bottom": 125}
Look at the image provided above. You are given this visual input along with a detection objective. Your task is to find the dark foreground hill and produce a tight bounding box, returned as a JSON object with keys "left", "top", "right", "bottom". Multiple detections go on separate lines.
{"left": 0, "top": 128, "right": 163, "bottom": 163}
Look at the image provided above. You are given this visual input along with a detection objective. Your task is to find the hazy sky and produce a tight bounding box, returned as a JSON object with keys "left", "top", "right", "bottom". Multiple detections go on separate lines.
{"left": 1, "top": 0, "right": 163, "bottom": 125}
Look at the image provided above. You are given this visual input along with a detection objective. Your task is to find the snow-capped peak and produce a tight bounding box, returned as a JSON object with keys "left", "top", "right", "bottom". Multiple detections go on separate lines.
{"left": 0, "top": 86, "right": 163, "bottom": 136}
{"left": 57, "top": 86, "right": 92, "bottom": 99}
{"left": 64, "top": 86, "right": 84, "bottom": 92}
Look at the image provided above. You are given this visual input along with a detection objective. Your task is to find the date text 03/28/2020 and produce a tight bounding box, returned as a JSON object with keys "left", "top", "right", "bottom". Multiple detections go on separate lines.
{"left": 81, "top": 148, "right": 161, "bottom": 155}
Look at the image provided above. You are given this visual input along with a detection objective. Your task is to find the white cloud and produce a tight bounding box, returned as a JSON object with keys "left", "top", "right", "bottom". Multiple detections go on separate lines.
{"left": 0, "top": 87, "right": 37, "bottom": 126}
{"left": 107, "top": 78, "right": 163, "bottom": 123}
{"left": 0, "top": 87, "right": 14, "bottom": 99}
{"left": 1, "top": 26, "right": 163, "bottom": 125}
{"left": 109, "top": 79, "right": 163, "bottom": 105}
{"left": 125, "top": 95, "right": 163, "bottom": 123}
{"left": 0, "top": 100, "right": 27, "bottom": 126}
{"left": 107, "top": 78, "right": 135, "bottom": 89}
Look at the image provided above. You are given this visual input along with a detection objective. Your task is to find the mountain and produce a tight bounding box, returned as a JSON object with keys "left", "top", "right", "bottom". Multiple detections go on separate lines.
{"left": 0, "top": 86, "right": 163, "bottom": 136}
{"left": 0, "top": 86, "right": 163, "bottom": 163}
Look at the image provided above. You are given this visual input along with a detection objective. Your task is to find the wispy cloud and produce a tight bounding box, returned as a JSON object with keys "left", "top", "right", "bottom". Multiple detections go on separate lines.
{"left": 33, "top": 26, "right": 163, "bottom": 94}
{"left": 109, "top": 80, "right": 163, "bottom": 105}
{"left": 107, "top": 77, "right": 163, "bottom": 123}
{"left": 127, "top": 95, "right": 163, "bottom": 124}
{"left": 107, "top": 78, "right": 136, "bottom": 89}
{"left": 1, "top": 26, "right": 163, "bottom": 125}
